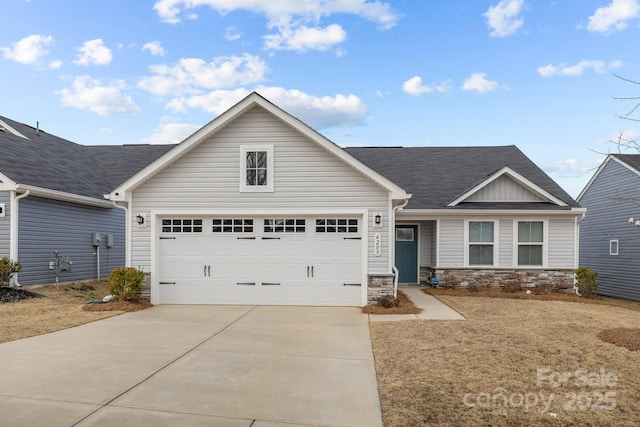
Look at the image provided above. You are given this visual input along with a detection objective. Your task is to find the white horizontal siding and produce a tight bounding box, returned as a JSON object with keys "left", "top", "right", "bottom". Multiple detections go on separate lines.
{"left": 548, "top": 218, "right": 576, "bottom": 268}
{"left": 438, "top": 219, "right": 464, "bottom": 267}
{"left": 132, "top": 107, "right": 390, "bottom": 273}
{"left": 418, "top": 221, "right": 436, "bottom": 267}
{"left": 0, "top": 191, "right": 9, "bottom": 258}
{"left": 498, "top": 219, "right": 513, "bottom": 267}
{"left": 466, "top": 175, "right": 544, "bottom": 202}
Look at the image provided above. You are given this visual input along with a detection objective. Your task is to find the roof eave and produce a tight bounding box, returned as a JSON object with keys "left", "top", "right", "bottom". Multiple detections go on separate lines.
{"left": 16, "top": 184, "right": 113, "bottom": 208}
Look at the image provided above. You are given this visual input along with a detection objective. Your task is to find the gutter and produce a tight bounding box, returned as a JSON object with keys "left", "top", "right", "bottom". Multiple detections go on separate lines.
{"left": 10, "top": 189, "right": 30, "bottom": 287}
{"left": 391, "top": 197, "right": 411, "bottom": 298}
{"left": 15, "top": 184, "right": 113, "bottom": 208}
{"left": 573, "top": 211, "right": 587, "bottom": 296}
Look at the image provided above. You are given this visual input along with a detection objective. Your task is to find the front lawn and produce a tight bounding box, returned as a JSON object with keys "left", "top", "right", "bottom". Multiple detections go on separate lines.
{"left": 370, "top": 295, "right": 640, "bottom": 426}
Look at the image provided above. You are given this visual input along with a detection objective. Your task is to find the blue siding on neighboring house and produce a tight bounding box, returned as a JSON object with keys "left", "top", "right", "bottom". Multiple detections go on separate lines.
{"left": 0, "top": 191, "right": 9, "bottom": 258}
{"left": 17, "top": 196, "right": 125, "bottom": 285}
{"left": 579, "top": 159, "right": 640, "bottom": 301}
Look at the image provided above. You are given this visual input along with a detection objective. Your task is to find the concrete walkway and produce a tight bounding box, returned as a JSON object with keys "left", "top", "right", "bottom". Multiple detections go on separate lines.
{"left": 0, "top": 305, "right": 382, "bottom": 427}
{"left": 368, "top": 287, "right": 465, "bottom": 321}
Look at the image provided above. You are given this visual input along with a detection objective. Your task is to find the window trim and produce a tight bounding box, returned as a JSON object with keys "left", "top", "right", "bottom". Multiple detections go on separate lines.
{"left": 515, "top": 219, "right": 547, "bottom": 267}
{"left": 465, "top": 220, "right": 496, "bottom": 267}
{"left": 239, "top": 145, "right": 274, "bottom": 193}
{"left": 610, "top": 239, "right": 619, "bottom": 256}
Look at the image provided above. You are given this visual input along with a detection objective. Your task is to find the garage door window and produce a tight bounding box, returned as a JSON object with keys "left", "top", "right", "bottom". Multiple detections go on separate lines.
{"left": 264, "top": 219, "right": 306, "bottom": 233}
{"left": 212, "top": 219, "right": 254, "bottom": 233}
{"left": 316, "top": 219, "right": 358, "bottom": 233}
{"left": 162, "top": 219, "right": 203, "bottom": 233}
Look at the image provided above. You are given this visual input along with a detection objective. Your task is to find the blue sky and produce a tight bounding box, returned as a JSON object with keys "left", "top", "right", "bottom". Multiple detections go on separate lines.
{"left": 2, "top": 0, "right": 640, "bottom": 197}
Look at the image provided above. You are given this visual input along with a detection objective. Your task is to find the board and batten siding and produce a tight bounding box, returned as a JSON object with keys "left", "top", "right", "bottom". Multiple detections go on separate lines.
{"left": 131, "top": 106, "right": 391, "bottom": 273}
{"left": 438, "top": 215, "right": 577, "bottom": 269}
{"left": 17, "top": 196, "right": 125, "bottom": 285}
{"left": 465, "top": 175, "right": 545, "bottom": 202}
{"left": 0, "top": 191, "right": 10, "bottom": 258}
{"left": 579, "top": 159, "right": 640, "bottom": 301}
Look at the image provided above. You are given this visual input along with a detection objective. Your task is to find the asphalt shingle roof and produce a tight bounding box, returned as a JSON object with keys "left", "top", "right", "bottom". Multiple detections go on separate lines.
{"left": 611, "top": 153, "right": 640, "bottom": 172}
{"left": 344, "top": 145, "right": 580, "bottom": 209}
{"left": 0, "top": 116, "right": 175, "bottom": 199}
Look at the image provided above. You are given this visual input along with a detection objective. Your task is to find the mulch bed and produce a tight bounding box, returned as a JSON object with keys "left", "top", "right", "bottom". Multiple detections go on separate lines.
{"left": 362, "top": 289, "right": 423, "bottom": 314}
{"left": 597, "top": 328, "right": 640, "bottom": 351}
{"left": 0, "top": 287, "right": 45, "bottom": 303}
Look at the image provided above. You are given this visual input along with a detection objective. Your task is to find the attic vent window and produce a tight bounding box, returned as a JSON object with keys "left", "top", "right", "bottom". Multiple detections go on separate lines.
{"left": 239, "top": 145, "right": 274, "bottom": 192}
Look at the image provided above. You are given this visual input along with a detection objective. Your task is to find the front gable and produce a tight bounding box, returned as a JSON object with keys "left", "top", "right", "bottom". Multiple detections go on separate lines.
{"left": 108, "top": 92, "right": 407, "bottom": 202}
{"left": 448, "top": 167, "right": 568, "bottom": 207}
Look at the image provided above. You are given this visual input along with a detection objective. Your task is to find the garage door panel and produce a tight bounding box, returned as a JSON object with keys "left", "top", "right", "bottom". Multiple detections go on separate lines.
{"left": 158, "top": 216, "right": 363, "bottom": 306}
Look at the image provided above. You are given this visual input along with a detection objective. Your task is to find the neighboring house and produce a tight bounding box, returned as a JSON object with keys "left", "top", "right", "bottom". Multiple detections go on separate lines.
{"left": 577, "top": 154, "right": 640, "bottom": 301}
{"left": 106, "top": 92, "right": 585, "bottom": 306}
{"left": 0, "top": 116, "right": 172, "bottom": 286}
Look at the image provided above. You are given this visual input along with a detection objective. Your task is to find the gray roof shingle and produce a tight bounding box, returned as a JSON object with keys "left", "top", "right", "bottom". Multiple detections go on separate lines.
{"left": 0, "top": 116, "right": 175, "bottom": 199}
{"left": 344, "top": 145, "right": 580, "bottom": 209}
{"left": 611, "top": 153, "right": 640, "bottom": 172}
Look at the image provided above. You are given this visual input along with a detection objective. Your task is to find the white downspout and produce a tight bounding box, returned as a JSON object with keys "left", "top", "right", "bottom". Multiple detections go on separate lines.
{"left": 573, "top": 212, "right": 587, "bottom": 296}
{"left": 9, "top": 189, "right": 31, "bottom": 287}
{"left": 391, "top": 198, "right": 410, "bottom": 298}
{"left": 111, "top": 200, "right": 130, "bottom": 267}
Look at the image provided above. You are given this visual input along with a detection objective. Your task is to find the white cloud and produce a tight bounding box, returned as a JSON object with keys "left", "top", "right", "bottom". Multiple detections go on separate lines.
{"left": 57, "top": 76, "right": 141, "bottom": 115}
{"left": 74, "top": 39, "right": 112, "bottom": 66}
{"left": 461, "top": 73, "right": 499, "bottom": 93}
{"left": 142, "top": 41, "right": 165, "bottom": 56}
{"left": 402, "top": 76, "right": 450, "bottom": 96}
{"left": 138, "top": 54, "right": 268, "bottom": 96}
{"left": 153, "top": 0, "right": 399, "bottom": 28}
{"left": 264, "top": 24, "right": 347, "bottom": 51}
{"left": 143, "top": 122, "right": 200, "bottom": 144}
{"left": 167, "top": 86, "right": 367, "bottom": 129}
{"left": 0, "top": 34, "right": 53, "bottom": 64}
{"left": 543, "top": 157, "right": 604, "bottom": 178}
{"left": 587, "top": 0, "right": 640, "bottom": 33}
{"left": 484, "top": 0, "right": 524, "bottom": 37}
{"left": 537, "top": 59, "right": 622, "bottom": 77}
{"left": 49, "top": 59, "right": 63, "bottom": 69}
{"left": 225, "top": 26, "right": 243, "bottom": 41}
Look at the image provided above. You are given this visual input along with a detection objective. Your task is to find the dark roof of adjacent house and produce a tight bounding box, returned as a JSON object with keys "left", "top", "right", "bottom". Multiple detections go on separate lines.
{"left": 611, "top": 153, "right": 640, "bottom": 172}
{"left": 0, "top": 116, "right": 175, "bottom": 199}
{"left": 344, "top": 145, "right": 580, "bottom": 209}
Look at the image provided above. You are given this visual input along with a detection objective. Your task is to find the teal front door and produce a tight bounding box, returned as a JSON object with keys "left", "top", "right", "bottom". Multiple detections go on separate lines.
{"left": 395, "top": 225, "right": 418, "bottom": 283}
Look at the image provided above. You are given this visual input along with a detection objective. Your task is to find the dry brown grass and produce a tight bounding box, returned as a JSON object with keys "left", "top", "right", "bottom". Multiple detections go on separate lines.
{"left": 370, "top": 295, "right": 640, "bottom": 426}
{"left": 362, "top": 289, "right": 423, "bottom": 315}
{"left": 0, "top": 280, "right": 150, "bottom": 344}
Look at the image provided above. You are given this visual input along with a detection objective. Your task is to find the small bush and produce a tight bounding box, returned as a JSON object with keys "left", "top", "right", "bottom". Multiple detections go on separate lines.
{"left": 502, "top": 272, "right": 524, "bottom": 293}
{"left": 377, "top": 295, "right": 399, "bottom": 308}
{"left": 0, "top": 257, "right": 22, "bottom": 287}
{"left": 574, "top": 267, "right": 599, "bottom": 298}
{"left": 468, "top": 282, "right": 480, "bottom": 292}
{"left": 108, "top": 267, "right": 145, "bottom": 301}
{"left": 441, "top": 270, "right": 460, "bottom": 289}
{"left": 533, "top": 281, "right": 558, "bottom": 295}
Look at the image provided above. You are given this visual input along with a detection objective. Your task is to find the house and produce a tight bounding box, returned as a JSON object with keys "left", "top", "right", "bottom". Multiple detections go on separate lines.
{"left": 577, "top": 154, "right": 640, "bottom": 301}
{"left": 0, "top": 116, "right": 172, "bottom": 286}
{"left": 106, "top": 92, "right": 585, "bottom": 306}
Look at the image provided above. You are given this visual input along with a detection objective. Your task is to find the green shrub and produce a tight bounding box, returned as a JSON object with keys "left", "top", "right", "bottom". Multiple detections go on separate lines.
{"left": 0, "top": 257, "right": 22, "bottom": 287}
{"left": 108, "top": 267, "right": 145, "bottom": 301}
{"left": 574, "top": 267, "right": 599, "bottom": 298}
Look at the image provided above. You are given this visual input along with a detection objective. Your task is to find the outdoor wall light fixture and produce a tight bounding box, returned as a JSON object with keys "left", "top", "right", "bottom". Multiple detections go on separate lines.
{"left": 628, "top": 217, "right": 640, "bottom": 226}
{"left": 374, "top": 213, "right": 382, "bottom": 225}
{"left": 136, "top": 214, "right": 145, "bottom": 225}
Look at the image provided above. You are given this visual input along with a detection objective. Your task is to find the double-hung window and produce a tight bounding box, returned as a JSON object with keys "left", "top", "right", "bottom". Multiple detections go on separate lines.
{"left": 240, "top": 145, "right": 273, "bottom": 192}
{"left": 468, "top": 221, "right": 494, "bottom": 265}
{"left": 518, "top": 221, "right": 543, "bottom": 266}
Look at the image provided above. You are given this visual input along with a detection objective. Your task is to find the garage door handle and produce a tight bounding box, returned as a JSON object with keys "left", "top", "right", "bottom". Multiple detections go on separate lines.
{"left": 160, "top": 237, "right": 176, "bottom": 240}
{"left": 237, "top": 282, "right": 256, "bottom": 286}
{"left": 343, "top": 283, "right": 361, "bottom": 286}
{"left": 261, "top": 237, "right": 281, "bottom": 240}
{"left": 159, "top": 281, "right": 176, "bottom": 285}
{"left": 343, "top": 237, "right": 361, "bottom": 240}
{"left": 237, "top": 237, "right": 256, "bottom": 240}
{"left": 262, "top": 282, "right": 280, "bottom": 286}
{"left": 311, "top": 266, "right": 314, "bottom": 277}
{"left": 208, "top": 265, "right": 211, "bottom": 277}
{"left": 204, "top": 265, "right": 207, "bottom": 277}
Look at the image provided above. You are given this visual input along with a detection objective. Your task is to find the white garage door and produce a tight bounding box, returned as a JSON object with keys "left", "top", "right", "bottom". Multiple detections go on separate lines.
{"left": 157, "top": 217, "right": 363, "bottom": 306}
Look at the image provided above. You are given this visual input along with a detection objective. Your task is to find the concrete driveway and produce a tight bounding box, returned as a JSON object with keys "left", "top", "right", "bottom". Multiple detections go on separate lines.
{"left": 0, "top": 305, "right": 382, "bottom": 427}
